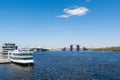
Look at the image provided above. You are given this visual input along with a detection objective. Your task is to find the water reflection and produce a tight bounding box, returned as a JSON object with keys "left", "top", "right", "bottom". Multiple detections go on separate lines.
{"left": 0, "top": 63, "right": 34, "bottom": 80}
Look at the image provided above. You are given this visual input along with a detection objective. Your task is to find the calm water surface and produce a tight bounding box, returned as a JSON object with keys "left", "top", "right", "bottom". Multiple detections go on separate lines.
{"left": 0, "top": 51, "right": 120, "bottom": 80}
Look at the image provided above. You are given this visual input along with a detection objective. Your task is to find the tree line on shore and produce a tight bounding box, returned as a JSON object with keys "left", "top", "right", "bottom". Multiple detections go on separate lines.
{"left": 91, "top": 46, "right": 120, "bottom": 52}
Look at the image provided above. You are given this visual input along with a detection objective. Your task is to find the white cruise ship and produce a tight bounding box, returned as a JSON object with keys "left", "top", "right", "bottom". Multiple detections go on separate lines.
{"left": 8, "top": 50, "right": 34, "bottom": 64}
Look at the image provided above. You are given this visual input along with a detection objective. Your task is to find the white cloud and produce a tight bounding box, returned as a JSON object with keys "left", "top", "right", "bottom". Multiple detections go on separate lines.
{"left": 57, "top": 15, "right": 69, "bottom": 18}
{"left": 64, "top": 7, "right": 89, "bottom": 16}
{"left": 57, "top": 7, "right": 89, "bottom": 18}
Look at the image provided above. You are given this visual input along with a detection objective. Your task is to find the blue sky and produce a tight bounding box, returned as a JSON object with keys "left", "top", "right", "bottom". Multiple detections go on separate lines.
{"left": 0, "top": 0, "right": 120, "bottom": 48}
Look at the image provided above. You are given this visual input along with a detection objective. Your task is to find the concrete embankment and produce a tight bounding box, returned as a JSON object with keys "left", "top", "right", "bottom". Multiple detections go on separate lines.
{"left": 0, "top": 54, "right": 11, "bottom": 64}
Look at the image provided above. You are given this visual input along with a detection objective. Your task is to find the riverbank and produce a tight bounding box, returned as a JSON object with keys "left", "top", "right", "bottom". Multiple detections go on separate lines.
{"left": 91, "top": 46, "right": 120, "bottom": 52}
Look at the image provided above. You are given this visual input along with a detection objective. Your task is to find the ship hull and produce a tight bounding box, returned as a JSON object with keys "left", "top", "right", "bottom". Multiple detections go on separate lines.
{"left": 10, "top": 58, "right": 34, "bottom": 64}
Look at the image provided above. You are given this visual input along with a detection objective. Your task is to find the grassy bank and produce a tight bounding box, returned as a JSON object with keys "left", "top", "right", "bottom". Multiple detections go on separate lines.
{"left": 91, "top": 46, "right": 120, "bottom": 52}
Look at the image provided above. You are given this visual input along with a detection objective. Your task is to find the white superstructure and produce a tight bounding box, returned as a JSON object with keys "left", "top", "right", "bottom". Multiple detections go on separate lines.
{"left": 2, "top": 43, "right": 18, "bottom": 55}
{"left": 8, "top": 50, "right": 34, "bottom": 64}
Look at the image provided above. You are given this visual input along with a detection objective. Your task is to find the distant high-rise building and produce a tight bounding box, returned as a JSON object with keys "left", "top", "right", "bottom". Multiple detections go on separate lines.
{"left": 83, "top": 47, "right": 88, "bottom": 51}
{"left": 76, "top": 45, "right": 80, "bottom": 51}
{"left": 70, "top": 45, "right": 73, "bottom": 51}
{"left": 62, "top": 47, "right": 66, "bottom": 51}
{"left": 2, "top": 43, "right": 18, "bottom": 55}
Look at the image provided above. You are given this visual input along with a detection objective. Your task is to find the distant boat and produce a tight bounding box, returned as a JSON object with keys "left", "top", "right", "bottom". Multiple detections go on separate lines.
{"left": 8, "top": 50, "right": 34, "bottom": 64}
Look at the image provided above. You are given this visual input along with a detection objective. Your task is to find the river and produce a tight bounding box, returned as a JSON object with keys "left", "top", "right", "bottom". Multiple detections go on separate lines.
{"left": 0, "top": 51, "right": 120, "bottom": 80}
